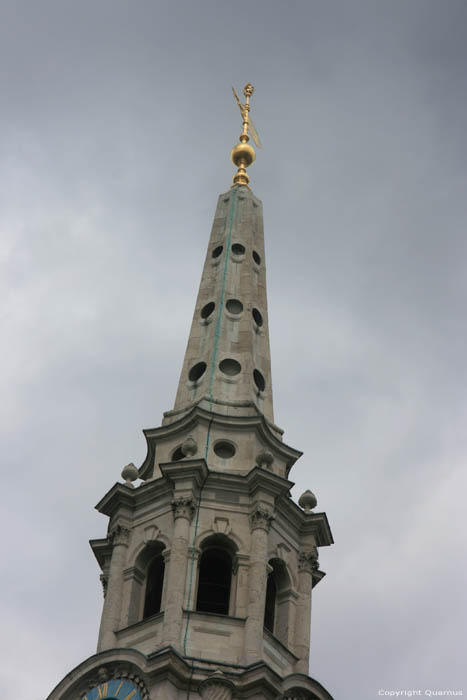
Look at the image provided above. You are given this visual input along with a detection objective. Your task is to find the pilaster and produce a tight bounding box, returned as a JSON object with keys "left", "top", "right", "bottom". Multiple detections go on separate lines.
{"left": 244, "top": 505, "right": 274, "bottom": 663}
{"left": 162, "top": 496, "right": 196, "bottom": 649}
{"left": 293, "top": 548, "right": 319, "bottom": 672}
{"left": 97, "top": 524, "right": 131, "bottom": 652}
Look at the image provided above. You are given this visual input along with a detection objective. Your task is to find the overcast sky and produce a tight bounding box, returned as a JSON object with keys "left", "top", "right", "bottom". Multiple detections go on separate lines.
{"left": 1, "top": 2, "right": 466, "bottom": 699}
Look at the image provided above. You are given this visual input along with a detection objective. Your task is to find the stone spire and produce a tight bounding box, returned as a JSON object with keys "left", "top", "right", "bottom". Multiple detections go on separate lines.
{"left": 155, "top": 84, "right": 297, "bottom": 477}
{"left": 47, "top": 85, "right": 335, "bottom": 700}
{"left": 169, "top": 185, "right": 274, "bottom": 423}
{"left": 168, "top": 84, "right": 271, "bottom": 425}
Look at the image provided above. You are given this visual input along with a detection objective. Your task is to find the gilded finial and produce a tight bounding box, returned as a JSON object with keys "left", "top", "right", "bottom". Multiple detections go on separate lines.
{"left": 230, "top": 83, "right": 261, "bottom": 188}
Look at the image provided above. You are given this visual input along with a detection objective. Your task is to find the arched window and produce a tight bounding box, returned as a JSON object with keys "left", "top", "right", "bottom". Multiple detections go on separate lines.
{"left": 263, "top": 558, "right": 293, "bottom": 645}
{"left": 143, "top": 552, "right": 165, "bottom": 619}
{"left": 196, "top": 546, "right": 233, "bottom": 616}
{"left": 264, "top": 570, "right": 277, "bottom": 633}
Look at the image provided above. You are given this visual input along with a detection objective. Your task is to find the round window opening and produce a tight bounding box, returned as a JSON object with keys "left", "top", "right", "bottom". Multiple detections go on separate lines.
{"left": 253, "top": 369, "right": 266, "bottom": 392}
{"left": 214, "top": 441, "right": 236, "bottom": 459}
{"left": 219, "top": 358, "right": 241, "bottom": 376}
{"left": 252, "top": 250, "right": 261, "bottom": 265}
{"left": 212, "top": 245, "right": 223, "bottom": 259}
{"left": 201, "top": 302, "right": 215, "bottom": 319}
{"left": 226, "top": 299, "right": 243, "bottom": 315}
{"left": 231, "top": 243, "right": 246, "bottom": 256}
{"left": 252, "top": 308, "right": 263, "bottom": 326}
{"left": 189, "top": 361, "right": 207, "bottom": 382}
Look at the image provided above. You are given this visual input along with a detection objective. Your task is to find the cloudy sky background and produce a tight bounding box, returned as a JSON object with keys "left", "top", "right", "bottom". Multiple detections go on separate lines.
{"left": 1, "top": 2, "right": 466, "bottom": 699}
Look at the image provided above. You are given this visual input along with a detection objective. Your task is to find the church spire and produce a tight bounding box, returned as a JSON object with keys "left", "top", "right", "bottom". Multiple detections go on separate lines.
{"left": 164, "top": 85, "right": 281, "bottom": 448}
{"left": 48, "top": 84, "right": 335, "bottom": 700}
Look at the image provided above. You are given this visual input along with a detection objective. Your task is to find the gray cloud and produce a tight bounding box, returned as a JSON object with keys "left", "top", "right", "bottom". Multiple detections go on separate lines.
{"left": 1, "top": 2, "right": 466, "bottom": 699}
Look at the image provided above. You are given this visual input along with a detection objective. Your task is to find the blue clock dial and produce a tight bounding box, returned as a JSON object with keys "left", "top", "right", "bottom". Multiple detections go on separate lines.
{"left": 83, "top": 679, "right": 142, "bottom": 700}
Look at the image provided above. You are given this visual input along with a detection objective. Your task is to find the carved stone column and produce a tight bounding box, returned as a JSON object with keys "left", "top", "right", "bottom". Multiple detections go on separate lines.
{"left": 97, "top": 524, "right": 130, "bottom": 651}
{"left": 294, "top": 547, "right": 319, "bottom": 672}
{"left": 244, "top": 506, "right": 274, "bottom": 663}
{"left": 162, "top": 497, "right": 195, "bottom": 649}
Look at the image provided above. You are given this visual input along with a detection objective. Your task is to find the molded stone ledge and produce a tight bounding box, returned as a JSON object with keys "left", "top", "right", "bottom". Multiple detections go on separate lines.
{"left": 116, "top": 612, "right": 165, "bottom": 655}
{"left": 94, "top": 477, "right": 174, "bottom": 519}
{"left": 299, "top": 511, "right": 334, "bottom": 548}
{"left": 182, "top": 609, "right": 247, "bottom": 624}
{"left": 282, "top": 673, "right": 335, "bottom": 700}
{"left": 46, "top": 646, "right": 334, "bottom": 700}
{"left": 116, "top": 610, "right": 164, "bottom": 637}
{"left": 140, "top": 404, "right": 299, "bottom": 481}
{"left": 90, "top": 537, "right": 113, "bottom": 570}
{"left": 263, "top": 627, "right": 299, "bottom": 676}
{"left": 273, "top": 497, "right": 334, "bottom": 549}
{"left": 160, "top": 458, "right": 209, "bottom": 492}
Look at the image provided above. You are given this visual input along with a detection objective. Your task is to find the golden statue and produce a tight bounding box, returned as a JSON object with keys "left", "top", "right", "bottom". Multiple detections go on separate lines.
{"left": 230, "top": 83, "right": 261, "bottom": 187}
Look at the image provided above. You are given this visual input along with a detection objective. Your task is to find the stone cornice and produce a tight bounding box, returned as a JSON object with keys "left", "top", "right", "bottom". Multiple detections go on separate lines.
{"left": 160, "top": 458, "right": 209, "bottom": 491}
{"left": 116, "top": 611, "right": 164, "bottom": 637}
{"left": 263, "top": 627, "right": 299, "bottom": 664}
{"left": 311, "top": 569, "right": 326, "bottom": 589}
{"left": 245, "top": 466, "right": 293, "bottom": 500}
{"left": 139, "top": 405, "right": 302, "bottom": 479}
{"left": 123, "top": 566, "right": 146, "bottom": 584}
{"left": 300, "top": 511, "right": 334, "bottom": 547}
{"left": 45, "top": 645, "right": 335, "bottom": 700}
{"left": 282, "top": 672, "right": 335, "bottom": 700}
{"left": 275, "top": 495, "right": 334, "bottom": 548}
{"left": 93, "top": 466, "right": 332, "bottom": 550}
{"left": 45, "top": 648, "right": 151, "bottom": 700}
{"left": 94, "top": 483, "right": 136, "bottom": 518}
{"left": 94, "top": 476, "right": 173, "bottom": 518}
{"left": 89, "top": 538, "right": 113, "bottom": 571}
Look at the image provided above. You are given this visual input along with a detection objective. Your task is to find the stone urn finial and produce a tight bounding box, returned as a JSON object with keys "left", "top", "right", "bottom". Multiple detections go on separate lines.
{"left": 298, "top": 489, "right": 317, "bottom": 512}
{"left": 255, "top": 450, "right": 274, "bottom": 469}
{"left": 121, "top": 462, "right": 139, "bottom": 488}
{"left": 181, "top": 436, "right": 198, "bottom": 458}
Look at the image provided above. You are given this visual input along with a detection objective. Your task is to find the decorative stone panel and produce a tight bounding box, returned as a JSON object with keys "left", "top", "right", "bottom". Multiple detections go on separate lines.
{"left": 199, "top": 671, "right": 236, "bottom": 700}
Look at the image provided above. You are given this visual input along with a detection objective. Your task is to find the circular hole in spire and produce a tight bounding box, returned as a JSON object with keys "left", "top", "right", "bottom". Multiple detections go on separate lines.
{"left": 253, "top": 369, "right": 266, "bottom": 392}
{"left": 219, "top": 358, "right": 241, "bottom": 376}
{"left": 201, "top": 302, "right": 215, "bottom": 319}
{"left": 226, "top": 299, "right": 243, "bottom": 315}
{"left": 252, "top": 308, "right": 263, "bottom": 327}
{"left": 212, "top": 245, "right": 223, "bottom": 259}
{"left": 252, "top": 250, "right": 261, "bottom": 265}
{"left": 213, "top": 441, "right": 236, "bottom": 459}
{"left": 231, "top": 243, "right": 246, "bottom": 256}
{"left": 189, "top": 361, "right": 207, "bottom": 382}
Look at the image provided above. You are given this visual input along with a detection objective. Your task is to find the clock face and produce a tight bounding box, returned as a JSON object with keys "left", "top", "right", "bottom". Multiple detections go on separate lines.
{"left": 83, "top": 679, "right": 142, "bottom": 700}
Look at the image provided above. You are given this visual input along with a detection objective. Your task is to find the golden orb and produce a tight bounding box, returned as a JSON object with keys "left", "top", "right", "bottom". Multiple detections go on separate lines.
{"left": 231, "top": 142, "right": 256, "bottom": 168}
